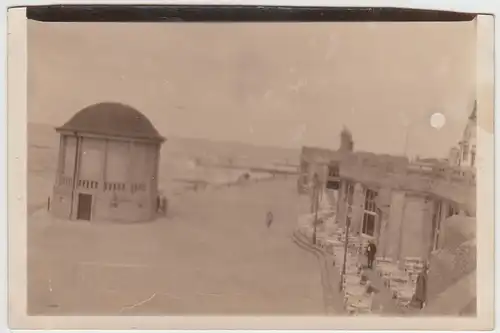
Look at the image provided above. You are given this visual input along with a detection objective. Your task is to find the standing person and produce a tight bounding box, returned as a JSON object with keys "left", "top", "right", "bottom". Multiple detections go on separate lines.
{"left": 412, "top": 264, "right": 429, "bottom": 310}
{"left": 266, "top": 211, "right": 274, "bottom": 228}
{"left": 366, "top": 240, "right": 377, "bottom": 269}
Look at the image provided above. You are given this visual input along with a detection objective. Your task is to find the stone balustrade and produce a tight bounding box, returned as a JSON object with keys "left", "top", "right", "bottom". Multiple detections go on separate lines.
{"left": 339, "top": 163, "right": 475, "bottom": 210}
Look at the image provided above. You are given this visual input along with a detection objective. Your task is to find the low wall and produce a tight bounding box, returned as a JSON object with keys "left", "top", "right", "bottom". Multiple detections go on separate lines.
{"left": 51, "top": 186, "right": 72, "bottom": 220}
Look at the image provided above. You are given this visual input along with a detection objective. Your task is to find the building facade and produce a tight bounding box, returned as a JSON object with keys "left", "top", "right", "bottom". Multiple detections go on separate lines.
{"left": 299, "top": 127, "right": 476, "bottom": 263}
{"left": 298, "top": 127, "right": 353, "bottom": 205}
{"left": 51, "top": 102, "right": 166, "bottom": 223}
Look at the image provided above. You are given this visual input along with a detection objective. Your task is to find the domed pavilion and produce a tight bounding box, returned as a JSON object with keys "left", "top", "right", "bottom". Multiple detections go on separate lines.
{"left": 51, "top": 102, "right": 165, "bottom": 222}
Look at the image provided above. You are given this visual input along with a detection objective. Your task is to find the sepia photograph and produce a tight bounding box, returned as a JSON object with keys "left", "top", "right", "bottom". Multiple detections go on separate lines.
{"left": 6, "top": 5, "right": 495, "bottom": 330}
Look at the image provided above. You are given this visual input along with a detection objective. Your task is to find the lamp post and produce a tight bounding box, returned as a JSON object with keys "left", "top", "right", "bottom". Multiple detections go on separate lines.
{"left": 312, "top": 173, "right": 320, "bottom": 245}
{"left": 339, "top": 205, "right": 352, "bottom": 291}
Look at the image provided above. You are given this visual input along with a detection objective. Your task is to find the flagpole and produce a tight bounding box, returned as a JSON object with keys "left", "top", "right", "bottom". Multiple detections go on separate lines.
{"left": 339, "top": 208, "right": 351, "bottom": 291}
{"left": 312, "top": 173, "right": 319, "bottom": 245}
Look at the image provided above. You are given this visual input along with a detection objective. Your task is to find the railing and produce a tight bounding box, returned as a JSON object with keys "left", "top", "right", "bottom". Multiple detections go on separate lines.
{"left": 56, "top": 177, "right": 152, "bottom": 195}
{"left": 104, "top": 182, "right": 126, "bottom": 192}
{"left": 78, "top": 179, "right": 99, "bottom": 189}
{"left": 58, "top": 175, "right": 73, "bottom": 187}
{"left": 336, "top": 164, "right": 475, "bottom": 207}
{"left": 301, "top": 149, "right": 476, "bottom": 214}
{"left": 407, "top": 164, "right": 476, "bottom": 184}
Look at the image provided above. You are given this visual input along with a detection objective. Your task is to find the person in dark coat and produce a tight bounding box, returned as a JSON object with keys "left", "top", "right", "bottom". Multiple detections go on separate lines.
{"left": 366, "top": 241, "right": 377, "bottom": 269}
{"left": 266, "top": 211, "right": 274, "bottom": 228}
{"left": 412, "top": 264, "right": 429, "bottom": 309}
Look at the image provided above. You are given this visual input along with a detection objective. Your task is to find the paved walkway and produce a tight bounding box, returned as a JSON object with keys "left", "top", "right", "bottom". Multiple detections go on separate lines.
{"left": 292, "top": 230, "right": 346, "bottom": 315}
{"left": 362, "top": 267, "right": 406, "bottom": 316}
{"left": 298, "top": 223, "right": 409, "bottom": 317}
{"left": 28, "top": 177, "right": 332, "bottom": 315}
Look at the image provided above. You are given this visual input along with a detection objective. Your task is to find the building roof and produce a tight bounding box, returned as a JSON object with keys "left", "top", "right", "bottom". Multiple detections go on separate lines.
{"left": 56, "top": 102, "right": 165, "bottom": 142}
{"left": 415, "top": 157, "right": 443, "bottom": 164}
{"left": 301, "top": 146, "right": 342, "bottom": 163}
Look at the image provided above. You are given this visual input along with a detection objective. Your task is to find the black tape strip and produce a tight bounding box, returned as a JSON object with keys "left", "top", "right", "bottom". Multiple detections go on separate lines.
{"left": 24, "top": 5, "right": 477, "bottom": 23}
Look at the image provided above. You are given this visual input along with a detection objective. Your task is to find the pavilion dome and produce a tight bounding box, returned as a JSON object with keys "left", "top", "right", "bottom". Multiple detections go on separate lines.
{"left": 56, "top": 102, "right": 165, "bottom": 142}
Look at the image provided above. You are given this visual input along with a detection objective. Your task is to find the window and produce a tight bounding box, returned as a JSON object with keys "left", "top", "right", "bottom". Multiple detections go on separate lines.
{"left": 326, "top": 180, "right": 340, "bottom": 190}
{"left": 471, "top": 150, "right": 476, "bottom": 167}
{"left": 431, "top": 201, "right": 446, "bottom": 251}
{"left": 362, "top": 189, "right": 378, "bottom": 236}
{"left": 326, "top": 165, "right": 340, "bottom": 190}
{"left": 364, "top": 189, "right": 377, "bottom": 212}
{"left": 462, "top": 144, "right": 469, "bottom": 161}
{"left": 328, "top": 165, "right": 339, "bottom": 178}
{"left": 345, "top": 182, "right": 354, "bottom": 205}
{"left": 362, "top": 214, "right": 376, "bottom": 236}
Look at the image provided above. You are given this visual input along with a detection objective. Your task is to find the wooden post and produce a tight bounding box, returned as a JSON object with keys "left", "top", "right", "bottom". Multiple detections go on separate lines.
{"left": 396, "top": 190, "right": 411, "bottom": 263}
{"left": 69, "top": 133, "right": 82, "bottom": 220}
{"left": 57, "top": 135, "right": 65, "bottom": 182}
{"left": 312, "top": 173, "right": 319, "bottom": 245}
{"left": 339, "top": 206, "right": 351, "bottom": 291}
{"left": 102, "top": 139, "right": 108, "bottom": 192}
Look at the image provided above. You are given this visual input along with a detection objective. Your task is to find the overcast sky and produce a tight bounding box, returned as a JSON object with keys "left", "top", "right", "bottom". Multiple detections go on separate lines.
{"left": 28, "top": 20, "right": 477, "bottom": 157}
